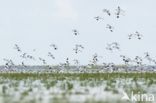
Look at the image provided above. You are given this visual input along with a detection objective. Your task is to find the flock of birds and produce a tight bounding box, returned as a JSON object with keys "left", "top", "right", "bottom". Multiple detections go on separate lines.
{"left": 1, "top": 5, "right": 156, "bottom": 72}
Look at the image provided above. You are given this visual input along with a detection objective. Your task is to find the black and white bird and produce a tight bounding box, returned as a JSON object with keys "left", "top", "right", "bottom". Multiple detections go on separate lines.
{"left": 106, "top": 42, "right": 120, "bottom": 51}
{"left": 133, "top": 56, "right": 143, "bottom": 66}
{"left": 128, "top": 34, "right": 133, "bottom": 40}
{"left": 14, "top": 44, "right": 22, "bottom": 52}
{"left": 3, "top": 58, "right": 15, "bottom": 69}
{"left": 103, "top": 62, "right": 116, "bottom": 72}
{"left": 72, "top": 29, "right": 79, "bottom": 36}
{"left": 89, "top": 53, "right": 102, "bottom": 66}
{"left": 73, "top": 59, "right": 79, "bottom": 66}
{"left": 27, "top": 54, "right": 35, "bottom": 60}
{"left": 50, "top": 44, "right": 58, "bottom": 50}
{"left": 39, "top": 57, "right": 47, "bottom": 65}
{"left": 135, "top": 31, "right": 143, "bottom": 40}
{"left": 66, "top": 58, "right": 70, "bottom": 65}
{"left": 103, "top": 9, "right": 111, "bottom": 16}
{"left": 144, "top": 52, "right": 150, "bottom": 59}
{"left": 144, "top": 52, "right": 156, "bottom": 64}
{"left": 48, "top": 52, "right": 55, "bottom": 59}
{"left": 21, "top": 61, "right": 27, "bottom": 67}
{"left": 106, "top": 24, "right": 114, "bottom": 32}
{"left": 92, "top": 53, "right": 98, "bottom": 64}
{"left": 115, "top": 6, "right": 125, "bottom": 18}
{"left": 120, "top": 55, "right": 131, "bottom": 65}
{"left": 112, "top": 42, "right": 120, "bottom": 50}
{"left": 73, "top": 44, "right": 84, "bottom": 54}
{"left": 20, "top": 53, "right": 27, "bottom": 59}
{"left": 94, "top": 16, "right": 104, "bottom": 21}
{"left": 128, "top": 31, "right": 143, "bottom": 40}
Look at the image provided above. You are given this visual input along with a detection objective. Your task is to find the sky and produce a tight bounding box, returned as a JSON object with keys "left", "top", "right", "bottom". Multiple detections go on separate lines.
{"left": 0, "top": 0, "right": 156, "bottom": 65}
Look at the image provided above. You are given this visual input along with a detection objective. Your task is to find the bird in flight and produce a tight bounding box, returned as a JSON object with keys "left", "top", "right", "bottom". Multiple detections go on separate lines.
{"left": 27, "top": 54, "right": 35, "bottom": 60}
{"left": 3, "top": 58, "right": 15, "bottom": 69}
{"left": 103, "top": 9, "right": 111, "bottom": 16}
{"left": 133, "top": 56, "right": 143, "bottom": 66}
{"left": 48, "top": 52, "right": 55, "bottom": 59}
{"left": 73, "top": 59, "right": 79, "bottom": 65}
{"left": 65, "top": 58, "right": 70, "bottom": 66}
{"left": 106, "top": 24, "right": 114, "bottom": 32}
{"left": 135, "top": 31, "right": 143, "bottom": 40}
{"left": 128, "top": 31, "right": 143, "bottom": 40}
{"left": 144, "top": 52, "right": 150, "bottom": 58}
{"left": 50, "top": 44, "right": 58, "bottom": 50}
{"left": 120, "top": 55, "right": 131, "bottom": 65}
{"left": 106, "top": 42, "right": 120, "bottom": 51}
{"left": 115, "top": 6, "right": 125, "bottom": 18}
{"left": 72, "top": 29, "right": 79, "bottom": 36}
{"left": 39, "top": 57, "right": 47, "bottom": 65}
{"left": 89, "top": 53, "right": 102, "bottom": 66}
{"left": 14, "top": 44, "right": 22, "bottom": 52}
{"left": 73, "top": 44, "right": 84, "bottom": 54}
{"left": 21, "top": 61, "right": 27, "bottom": 68}
{"left": 20, "top": 53, "right": 27, "bottom": 59}
{"left": 128, "top": 34, "right": 133, "bottom": 40}
{"left": 144, "top": 52, "right": 156, "bottom": 64}
{"left": 94, "top": 16, "right": 104, "bottom": 21}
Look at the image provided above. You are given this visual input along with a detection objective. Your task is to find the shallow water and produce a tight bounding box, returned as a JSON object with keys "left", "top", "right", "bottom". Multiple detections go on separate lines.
{"left": 0, "top": 65, "right": 156, "bottom": 73}
{"left": 0, "top": 74, "right": 156, "bottom": 103}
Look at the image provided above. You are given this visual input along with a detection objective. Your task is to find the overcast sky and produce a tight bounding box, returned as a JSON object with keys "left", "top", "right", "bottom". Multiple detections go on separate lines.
{"left": 0, "top": 0, "right": 156, "bottom": 65}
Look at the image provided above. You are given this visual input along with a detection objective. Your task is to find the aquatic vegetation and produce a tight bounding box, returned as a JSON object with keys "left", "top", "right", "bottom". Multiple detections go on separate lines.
{"left": 0, "top": 73, "right": 155, "bottom": 103}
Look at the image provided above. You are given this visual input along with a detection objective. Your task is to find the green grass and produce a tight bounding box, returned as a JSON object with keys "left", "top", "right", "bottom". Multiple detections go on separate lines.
{"left": 0, "top": 72, "right": 156, "bottom": 80}
{"left": 0, "top": 72, "right": 156, "bottom": 103}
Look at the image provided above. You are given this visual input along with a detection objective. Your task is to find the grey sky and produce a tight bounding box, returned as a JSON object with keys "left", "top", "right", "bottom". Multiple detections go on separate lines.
{"left": 0, "top": 0, "right": 156, "bottom": 65}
